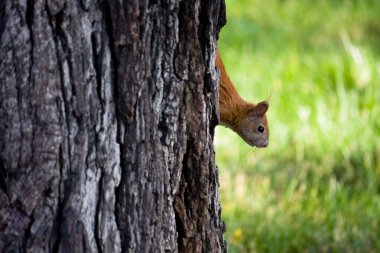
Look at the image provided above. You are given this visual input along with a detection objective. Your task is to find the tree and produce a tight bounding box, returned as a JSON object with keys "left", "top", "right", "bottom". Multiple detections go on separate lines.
{"left": 0, "top": 0, "right": 227, "bottom": 252}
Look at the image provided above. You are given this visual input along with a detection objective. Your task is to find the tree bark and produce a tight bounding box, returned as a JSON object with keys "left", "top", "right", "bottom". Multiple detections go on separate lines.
{"left": 0, "top": 0, "right": 226, "bottom": 252}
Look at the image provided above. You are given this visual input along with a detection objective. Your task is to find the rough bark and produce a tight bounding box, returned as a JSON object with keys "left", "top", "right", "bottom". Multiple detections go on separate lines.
{"left": 0, "top": 0, "right": 226, "bottom": 252}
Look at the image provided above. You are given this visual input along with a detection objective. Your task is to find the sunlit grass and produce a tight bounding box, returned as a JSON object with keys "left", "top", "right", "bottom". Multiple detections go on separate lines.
{"left": 216, "top": 0, "right": 380, "bottom": 252}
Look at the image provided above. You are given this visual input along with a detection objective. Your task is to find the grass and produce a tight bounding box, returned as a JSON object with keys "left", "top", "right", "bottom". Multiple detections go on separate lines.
{"left": 215, "top": 0, "right": 380, "bottom": 252}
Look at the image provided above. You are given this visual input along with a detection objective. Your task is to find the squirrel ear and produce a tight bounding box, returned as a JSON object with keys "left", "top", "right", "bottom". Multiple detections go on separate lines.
{"left": 254, "top": 101, "right": 269, "bottom": 116}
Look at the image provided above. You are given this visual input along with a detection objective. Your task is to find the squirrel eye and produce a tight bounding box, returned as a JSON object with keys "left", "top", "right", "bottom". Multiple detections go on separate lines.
{"left": 258, "top": 125, "right": 265, "bottom": 133}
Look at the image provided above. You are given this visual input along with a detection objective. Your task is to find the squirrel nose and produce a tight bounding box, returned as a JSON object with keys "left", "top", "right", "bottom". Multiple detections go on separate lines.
{"left": 259, "top": 140, "right": 269, "bottom": 148}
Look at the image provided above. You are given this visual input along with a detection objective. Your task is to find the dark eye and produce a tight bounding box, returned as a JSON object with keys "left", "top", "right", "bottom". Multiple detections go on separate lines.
{"left": 258, "top": 125, "right": 265, "bottom": 133}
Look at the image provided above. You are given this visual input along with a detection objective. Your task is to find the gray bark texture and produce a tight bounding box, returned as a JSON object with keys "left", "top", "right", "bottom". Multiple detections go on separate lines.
{"left": 0, "top": 0, "right": 226, "bottom": 252}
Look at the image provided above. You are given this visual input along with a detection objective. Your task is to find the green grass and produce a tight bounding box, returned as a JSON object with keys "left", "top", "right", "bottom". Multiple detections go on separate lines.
{"left": 215, "top": 0, "right": 380, "bottom": 252}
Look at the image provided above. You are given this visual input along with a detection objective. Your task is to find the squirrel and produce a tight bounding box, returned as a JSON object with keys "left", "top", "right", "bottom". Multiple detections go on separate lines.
{"left": 216, "top": 49, "right": 269, "bottom": 148}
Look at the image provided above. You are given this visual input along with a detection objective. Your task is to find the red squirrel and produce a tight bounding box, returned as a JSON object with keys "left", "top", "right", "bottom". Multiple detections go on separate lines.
{"left": 216, "top": 49, "right": 269, "bottom": 148}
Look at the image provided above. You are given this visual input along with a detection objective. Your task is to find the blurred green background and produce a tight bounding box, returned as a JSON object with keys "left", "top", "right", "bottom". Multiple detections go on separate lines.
{"left": 215, "top": 0, "right": 380, "bottom": 252}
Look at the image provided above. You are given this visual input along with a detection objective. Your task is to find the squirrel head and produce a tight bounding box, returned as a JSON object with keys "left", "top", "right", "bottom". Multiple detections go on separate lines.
{"left": 235, "top": 101, "right": 269, "bottom": 148}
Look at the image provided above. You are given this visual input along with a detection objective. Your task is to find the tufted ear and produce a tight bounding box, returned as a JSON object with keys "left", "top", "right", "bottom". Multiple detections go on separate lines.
{"left": 252, "top": 101, "right": 269, "bottom": 116}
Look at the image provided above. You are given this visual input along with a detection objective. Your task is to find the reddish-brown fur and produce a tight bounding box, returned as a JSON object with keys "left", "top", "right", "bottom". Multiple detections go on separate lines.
{"left": 216, "top": 49, "right": 269, "bottom": 147}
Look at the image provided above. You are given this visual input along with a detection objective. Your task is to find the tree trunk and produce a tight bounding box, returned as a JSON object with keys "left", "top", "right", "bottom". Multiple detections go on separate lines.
{"left": 0, "top": 0, "right": 226, "bottom": 252}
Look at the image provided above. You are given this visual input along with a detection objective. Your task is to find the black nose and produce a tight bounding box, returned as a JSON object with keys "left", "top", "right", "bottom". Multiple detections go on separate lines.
{"left": 258, "top": 125, "right": 265, "bottom": 133}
